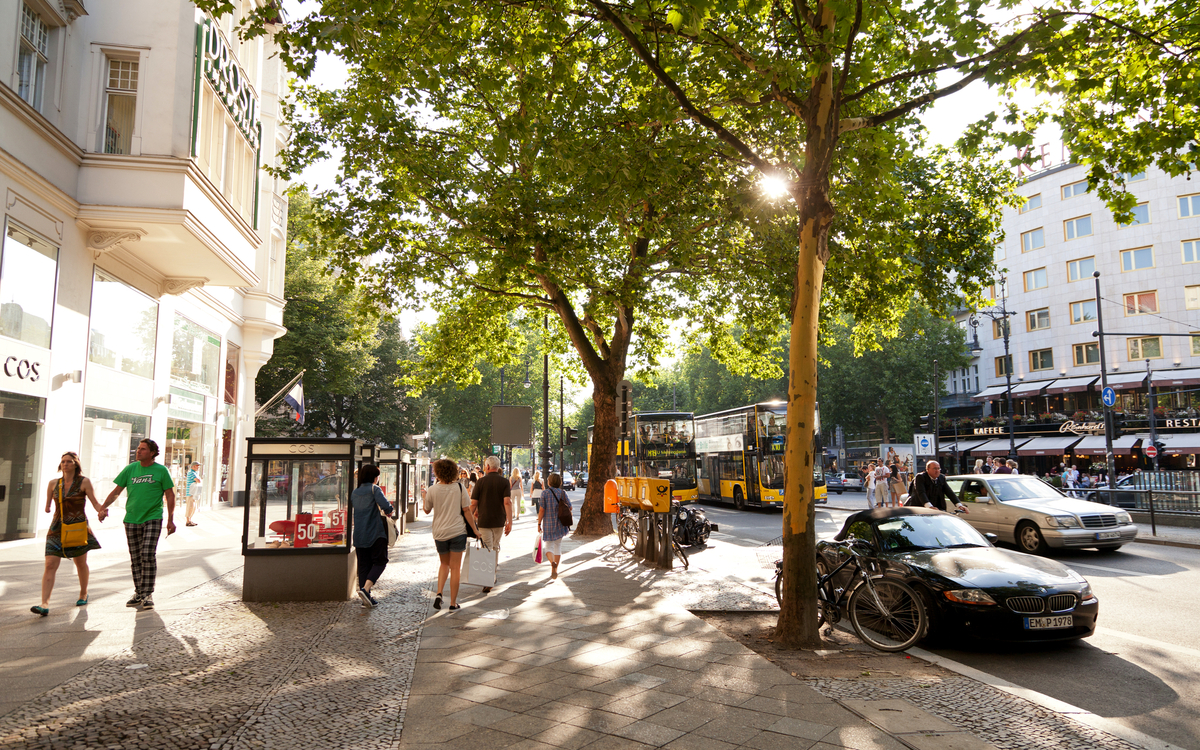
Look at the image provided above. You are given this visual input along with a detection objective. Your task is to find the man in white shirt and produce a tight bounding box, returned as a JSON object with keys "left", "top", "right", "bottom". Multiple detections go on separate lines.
{"left": 873, "top": 462, "right": 891, "bottom": 508}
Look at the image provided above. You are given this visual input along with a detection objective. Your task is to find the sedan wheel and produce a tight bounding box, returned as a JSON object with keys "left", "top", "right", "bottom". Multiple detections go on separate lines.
{"left": 1016, "top": 521, "right": 1048, "bottom": 555}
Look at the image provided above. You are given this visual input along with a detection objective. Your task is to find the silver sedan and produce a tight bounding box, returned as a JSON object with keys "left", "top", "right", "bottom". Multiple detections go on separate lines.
{"left": 944, "top": 474, "right": 1138, "bottom": 555}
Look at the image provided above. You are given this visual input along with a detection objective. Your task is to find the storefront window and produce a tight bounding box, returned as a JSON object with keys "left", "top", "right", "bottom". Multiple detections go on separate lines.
{"left": 89, "top": 271, "right": 157, "bottom": 378}
{"left": 81, "top": 407, "right": 149, "bottom": 507}
{"left": 171, "top": 314, "right": 220, "bottom": 396}
{"left": 1, "top": 222, "right": 58, "bottom": 349}
{"left": 0, "top": 390, "right": 45, "bottom": 541}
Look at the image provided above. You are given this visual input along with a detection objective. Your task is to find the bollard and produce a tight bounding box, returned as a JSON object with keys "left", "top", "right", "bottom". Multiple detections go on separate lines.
{"left": 1148, "top": 490, "right": 1157, "bottom": 536}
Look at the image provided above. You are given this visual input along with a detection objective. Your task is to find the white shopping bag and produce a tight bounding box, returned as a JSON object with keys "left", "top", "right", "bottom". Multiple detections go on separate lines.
{"left": 464, "top": 542, "right": 498, "bottom": 587}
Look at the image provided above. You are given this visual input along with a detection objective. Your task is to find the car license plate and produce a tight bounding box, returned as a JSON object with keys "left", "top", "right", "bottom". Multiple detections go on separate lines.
{"left": 1025, "top": 615, "right": 1073, "bottom": 630}
{"left": 1095, "top": 531, "right": 1120, "bottom": 540}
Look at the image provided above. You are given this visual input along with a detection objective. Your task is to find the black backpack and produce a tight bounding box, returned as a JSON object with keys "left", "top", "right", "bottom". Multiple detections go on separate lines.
{"left": 553, "top": 488, "right": 573, "bottom": 528}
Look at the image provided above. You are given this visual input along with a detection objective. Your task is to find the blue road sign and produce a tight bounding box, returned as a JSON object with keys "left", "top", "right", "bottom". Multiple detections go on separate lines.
{"left": 1101, "top": 386, "right": 1116, "bottom": 407}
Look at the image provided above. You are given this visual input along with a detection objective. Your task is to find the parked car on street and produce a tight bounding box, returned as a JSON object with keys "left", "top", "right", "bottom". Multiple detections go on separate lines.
{"left": 840, "top": 472, "right": 863, "bottom": 491}
{"left": 825, "top": 473, "right": 845, "bottom": 494}
{"left": 561, "top": 471, "right": 576, "bottom": 491}
{"left": 578, "top": 471, "right": 589, "bottom": 488}
{"left": 820, "top": 506, "right": 1098, "bottom": 642}
{"left": 941, "top": 474, "right": 1138, "bottom": 554}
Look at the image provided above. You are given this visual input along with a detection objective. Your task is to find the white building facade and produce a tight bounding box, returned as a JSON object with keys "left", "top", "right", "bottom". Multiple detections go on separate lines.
{"left": 0, "top": 0, "right": 288, "bottom": 541}
{"left": 941, "top": 147, "right": 1200, "bottom": 473}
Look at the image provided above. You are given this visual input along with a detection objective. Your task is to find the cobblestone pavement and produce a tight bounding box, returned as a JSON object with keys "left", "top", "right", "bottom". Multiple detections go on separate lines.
{"left": 0, "top": 509, "right": 1166, "bottom": 750}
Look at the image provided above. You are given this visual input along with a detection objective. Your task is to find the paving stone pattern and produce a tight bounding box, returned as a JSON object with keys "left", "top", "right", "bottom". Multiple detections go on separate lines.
{"left": 0, "top": 531, "right": 439, "bottom": 750}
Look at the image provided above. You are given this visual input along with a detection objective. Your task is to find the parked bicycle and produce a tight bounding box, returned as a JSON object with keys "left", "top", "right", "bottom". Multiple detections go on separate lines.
{"left": 774, "top": 538, "right": 927, "bottom": 652}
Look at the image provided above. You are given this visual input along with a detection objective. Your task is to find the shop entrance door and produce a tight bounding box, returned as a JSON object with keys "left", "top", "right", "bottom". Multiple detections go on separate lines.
{"left": 0, "top": 418, "right": 41, "bottom": 541}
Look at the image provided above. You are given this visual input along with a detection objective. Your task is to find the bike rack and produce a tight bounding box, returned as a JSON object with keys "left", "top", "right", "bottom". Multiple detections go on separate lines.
{"left": 614, "top": 477, "right": 674, "bottom": 570}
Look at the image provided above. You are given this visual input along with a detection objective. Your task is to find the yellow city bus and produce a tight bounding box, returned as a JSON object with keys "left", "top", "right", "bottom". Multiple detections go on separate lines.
{"left": 587, "top": 411, "right": 699, "bottom": 504}
{"left": 694, "top": 401, "right": 827, "bottom": 510}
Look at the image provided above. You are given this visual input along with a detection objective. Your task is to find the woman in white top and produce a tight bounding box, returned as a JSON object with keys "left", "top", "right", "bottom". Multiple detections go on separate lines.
{"left": 422, "top": 458, "right": 480, "bottom": 611}
{"left": 509, "top": 467, "right": 525, "bottom": 518}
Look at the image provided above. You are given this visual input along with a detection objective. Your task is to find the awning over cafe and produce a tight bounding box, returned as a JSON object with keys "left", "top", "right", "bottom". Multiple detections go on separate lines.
{"left": 968, "top": 438, "right": 1032, "bottom": 455}
{"left": 939, "top": 440, "right": 990, "bottom": 455}
{"left": 1150, "top": 368, "right": 1200, "bottom": 389}
{"left": 1157, "top": 433, "right": 1200, "bottom": 455}
{"left": 1009, "top": 380, "right": 1055, "bottom": 397}
{"left": 1044, "top": 376, "right": 1099, "bottom": 394}
{"left": 971, "top": 385, "right": 1010, "bottom": 401}
{"left": 1070, "top": 435, "right": 1142, "bottom": 455}
{"left": 1016, "top": 436, "right": 1084, "bottom": 457}
{"left": 1096, "top": 372, "right": 1149, "bottom": 391}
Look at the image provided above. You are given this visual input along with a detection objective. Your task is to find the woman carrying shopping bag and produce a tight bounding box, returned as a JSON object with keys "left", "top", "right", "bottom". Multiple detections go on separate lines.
{"left": 537, "top": 473, "right": 572, "bottom": 581}
{"left": 423, "top": 459, "right": 480, "bottom": 611}
{"left": 350, "top": 465, "right": 393, "bottom": 608}
{"left": 509, "top": 467, "right": 525, "bottom": 518}
{"left": 33, "top": 452, "right": 104, "bottom": 616}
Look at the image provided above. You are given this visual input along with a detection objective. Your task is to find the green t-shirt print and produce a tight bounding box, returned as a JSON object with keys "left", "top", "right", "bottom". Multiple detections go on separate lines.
{"left": 114, "top": 462, "right": 175, "bottom": 524}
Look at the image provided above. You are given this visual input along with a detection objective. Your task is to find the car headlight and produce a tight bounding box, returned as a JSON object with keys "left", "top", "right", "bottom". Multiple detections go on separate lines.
{"left": 944, "top": 589, "right": 998, "bottom": 606}
{"left": 1080, "top": 582, "right": 1096, "bottom": 602}
{"left": 1043, "top": 515, "right": 1081, "bottom": 528}
{"left": 1115, "top": 511, "right": 1132, "bottom": 525}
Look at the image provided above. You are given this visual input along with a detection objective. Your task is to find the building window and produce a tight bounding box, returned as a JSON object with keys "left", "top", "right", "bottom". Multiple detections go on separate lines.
{"left": 1021, "top": 228, "right": 1045, "bottom": 253}
{"left": 992, "top": 318, "right": 1009, "bottom": 339}
{"left": 17, "top": 4, "right": 49, "bottom": 111}
{"left": 995, "top": 355, "right": 1012, "bottom": 377}
{"left": 89, "top": 272, "right": 158, "bottom": 379}
{"left": 1180, "top": 194, "right": 1200, "bottom": 218}
{"left": 1073, "top": 343, "right": 1100, "bottom": 366}
{"left": 1123, "top": 291, "right": 1158, "bottom": 316}
{"left": 1024, "top": 267, "right": 1048, "bottom": 291}
{"left": 103, "top": 58, "right": 139, "bottom": 154}
{"left": 1030, "top": 349, "right": 1054, "bottom": 372}
{"left": 1062, "top": 180, "right": 1089, "bottom": 199}
{"left": 1064, "top": 216, "right": 1092, "bottom": 240}
{"left": 1193, "top": 334, "right": 1200, "bottom": 357}
{"left": 1, "top": 221, "right": 59, "bottom": 349}
{"left": 1118, "top": 202, "right": 1150, "bottom": 227}
{"left": 974, "top": 365, "right": 979, "bottom": 391}
{"left": 171, "top": 315, "right": 221, "bottom": 396}
{"left": 1121, "top": 171, "right": 1147, "bottom": 182}
{"left": 1128, "top": 336, "right": 1163, "bottom": 360}
{"left": 1071, "top": 300, "right": 1097, "bottom": 324}
{"left": 1019, "top": 194, "right": 1042, "bottom": 214}
{"left": 1067, "top": 256, "right": 1095, "bottom": 282}
{"left": 1120, "top": 246, "right": 1154, "bottom": 271}
{"left": 1188, "top": 286, "right": 1200, "bottom": 311}
{"left": 1027, "top": 308, "right": 1051, "bottom": 331}
{"left": 1184, "top": 240, "right": 1199, "bottom": 264}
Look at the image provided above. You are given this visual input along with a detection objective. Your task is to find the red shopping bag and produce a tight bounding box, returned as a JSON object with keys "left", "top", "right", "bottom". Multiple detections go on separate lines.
{"left": 533, "top": 537, "right": 543, "bottom": 564}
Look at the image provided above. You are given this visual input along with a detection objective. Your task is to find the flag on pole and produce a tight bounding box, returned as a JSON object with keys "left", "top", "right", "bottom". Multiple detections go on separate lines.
{"left": 283, "top": 380, "right": 305, "bottom": 425}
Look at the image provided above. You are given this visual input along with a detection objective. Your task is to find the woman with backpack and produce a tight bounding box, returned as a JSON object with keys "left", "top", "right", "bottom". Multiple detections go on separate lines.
{"left": 537, "top": 473, "right": 572, "bottom": 581}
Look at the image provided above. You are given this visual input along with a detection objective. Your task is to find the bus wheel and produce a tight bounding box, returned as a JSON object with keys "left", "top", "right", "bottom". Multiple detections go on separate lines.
{"left": 733, "top": 486, "right": 746, "bottom": 511}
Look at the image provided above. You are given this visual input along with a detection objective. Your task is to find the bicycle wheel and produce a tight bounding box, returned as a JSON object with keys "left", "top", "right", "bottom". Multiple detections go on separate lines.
{"left": 617, "top": 517, "right": 637, "bottom": 551}
{"left": 672, "top": 541, "right": 689, "bottom": 569}
{"left": 847, "top": 577, "right": 926, "bottom": 652}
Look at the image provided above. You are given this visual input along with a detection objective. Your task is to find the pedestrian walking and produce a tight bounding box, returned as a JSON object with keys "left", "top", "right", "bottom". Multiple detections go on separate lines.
{"left": 1006, "top": 459, "right": 1019, "bottom": 474}
{"left": 423, "top": 459, "right": 479, "bottom": 611}
{"left": 351, "top": 464, "right": 393, "bottom": 608}
{"left": 99, "top": 439, "right": 175, "bottom": 610}
{"left": 185, "top": 461, "right": 202, "bottom": 527}
{"left": 530, "top": 470, "right": 543, "bottom": 508}
{"left": 992, "top": 457, "right": 1012, "bottom": 474}
{"left": 470, "top": 456, "right": 512, "bottom": 594}
{"left": 973, "top": 458, "right": 985, "bottom": 474}
{"left": 32, "top": 452, "right": 104, "bottom": 616}
{"left": 888, "top": 458, "right": 904, "bottom": 507}
{"left": 537, "top": 473, "right": 572, "bottom": 581}
{"left": 864, "top": 462, "right": 877, "bottom": 510}
{"left": 509, "top": 467, "right": 525, "bottom": 518}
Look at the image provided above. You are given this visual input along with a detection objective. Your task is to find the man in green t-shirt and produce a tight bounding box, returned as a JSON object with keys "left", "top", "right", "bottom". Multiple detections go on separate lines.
{"left": 99, "top": 439, "right": 176, "bottom": 610}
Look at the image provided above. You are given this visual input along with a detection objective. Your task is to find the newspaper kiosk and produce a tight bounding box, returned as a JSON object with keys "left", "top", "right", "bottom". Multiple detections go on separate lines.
{"left": 242, "top": 437, "right": 363, "bottom": 601}
{"left": 378, "top": 448, "right": 410, "bottom": 535}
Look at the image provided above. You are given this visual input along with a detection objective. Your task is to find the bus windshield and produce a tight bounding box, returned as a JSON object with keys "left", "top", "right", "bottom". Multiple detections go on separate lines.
{"left": 638, "top": 458, "right": 697, "bottom": 488}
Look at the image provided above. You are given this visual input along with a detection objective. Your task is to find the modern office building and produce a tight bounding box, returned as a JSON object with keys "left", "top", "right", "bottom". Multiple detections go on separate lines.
{"left": 939, "top": 149, "right": 1200, "bottom": 475}
{"left": 0, "top": 1, "right": 289, "bottom": 540}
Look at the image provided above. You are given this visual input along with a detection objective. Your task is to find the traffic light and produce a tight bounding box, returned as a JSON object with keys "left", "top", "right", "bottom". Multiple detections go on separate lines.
{"left": 566, "top": 427, "right": 580, "bottom": 444}
{"left": 1154, "top": 440, "right": 1167, "bottom": 454}
{"left": 919, "top": 414, "right": 935, "bottom": 432}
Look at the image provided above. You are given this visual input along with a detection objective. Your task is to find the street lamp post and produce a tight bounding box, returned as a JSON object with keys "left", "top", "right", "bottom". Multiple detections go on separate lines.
{"left": 969, "top": 275, "right": 1019, "bottom": 463}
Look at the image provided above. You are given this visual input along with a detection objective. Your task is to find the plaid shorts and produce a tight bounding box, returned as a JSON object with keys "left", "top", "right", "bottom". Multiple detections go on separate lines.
{"left": 124, "top": 519, "right": 163, "bottom": 596}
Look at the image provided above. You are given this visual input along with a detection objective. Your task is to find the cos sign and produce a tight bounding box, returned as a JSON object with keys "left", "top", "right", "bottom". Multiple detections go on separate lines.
{"left": 3, "top": 356, "right": 41, "bottom": 382}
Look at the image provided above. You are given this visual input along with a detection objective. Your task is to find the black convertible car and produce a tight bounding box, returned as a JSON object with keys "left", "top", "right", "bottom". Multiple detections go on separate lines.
{"left": 818, "top": 507, "right": 1098, "bottom": 642}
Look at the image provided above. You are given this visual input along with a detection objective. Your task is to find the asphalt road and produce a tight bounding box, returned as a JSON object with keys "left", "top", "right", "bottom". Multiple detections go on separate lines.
{"left": 691, "top": 489, "right": 1200, "bottom": 750}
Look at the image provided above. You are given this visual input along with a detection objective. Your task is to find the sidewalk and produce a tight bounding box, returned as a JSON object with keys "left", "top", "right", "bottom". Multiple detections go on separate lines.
{"left": 0, "top": 505, "right": 1155, "bottom": 750}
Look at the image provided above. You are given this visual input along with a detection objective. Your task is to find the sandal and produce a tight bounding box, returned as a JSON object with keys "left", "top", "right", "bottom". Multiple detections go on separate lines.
{"left": 31, "top": 606, "right": 48, "bottom": 617}
{"left": 448, "top": 604, "right": 460, "bottom": 611}
{"left": 186, "top": 522, "right": 197, "bottom": 527}
{"left": 433, "top": 593, "right": 443, "bottom": 610}
{"left": 76, "top": 597, "right": 88, "bottom": 606}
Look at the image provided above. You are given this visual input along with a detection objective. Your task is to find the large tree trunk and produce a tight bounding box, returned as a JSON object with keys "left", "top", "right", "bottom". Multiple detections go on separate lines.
{"left": 776, "top": 4, "right": 837, "bottom": 649}
{"left": 575, "top": 378, "right": 619, "bottom": 536}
